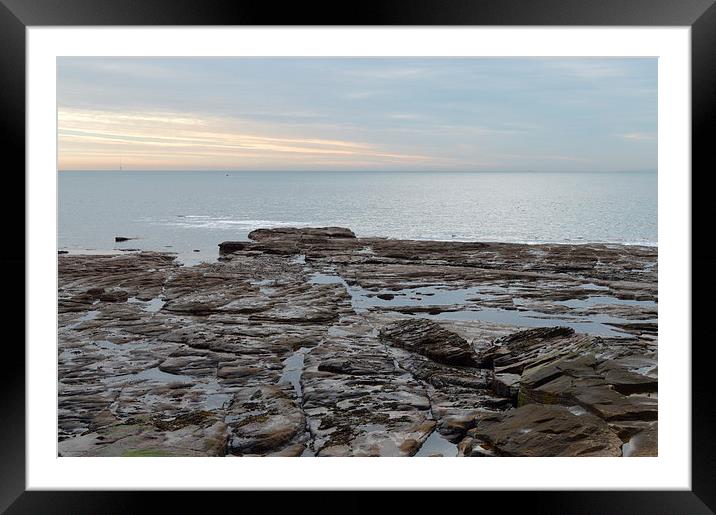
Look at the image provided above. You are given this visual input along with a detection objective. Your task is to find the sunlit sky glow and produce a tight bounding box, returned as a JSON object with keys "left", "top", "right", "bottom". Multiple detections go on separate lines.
{"left": 57, "top": 57, "right": 657, "bottom": 171}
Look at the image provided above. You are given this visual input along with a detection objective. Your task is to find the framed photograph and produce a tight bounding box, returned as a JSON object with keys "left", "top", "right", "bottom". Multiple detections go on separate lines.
{"left": 5, "top": 0, "right": 715, "bottom": 512}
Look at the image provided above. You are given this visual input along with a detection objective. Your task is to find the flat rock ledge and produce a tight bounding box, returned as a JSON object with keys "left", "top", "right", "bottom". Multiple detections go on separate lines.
{"left": 58, "top": 227, "right": 657, "bottom": 457}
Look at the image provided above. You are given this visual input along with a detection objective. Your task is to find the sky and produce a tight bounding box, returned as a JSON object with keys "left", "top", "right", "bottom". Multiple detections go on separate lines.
{"left": 57, "top": 57, "right": 657, "bottom": 172}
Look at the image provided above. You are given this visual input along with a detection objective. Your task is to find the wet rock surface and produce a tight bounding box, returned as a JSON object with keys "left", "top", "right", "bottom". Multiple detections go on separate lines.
{"left": 468, "top": 404, "right": 624, "bottom": 457}
{"left": 379, "top": 319, "right": 478, "bottom": 366}
{"left": 58, "top": 228, "right": 657, "bottom": 457}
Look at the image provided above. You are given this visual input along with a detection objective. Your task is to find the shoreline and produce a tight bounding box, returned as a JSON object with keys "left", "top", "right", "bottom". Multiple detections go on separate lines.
{"left": 59, "top": 233, "right": 659, "bottom": 264}
{"left": 58, "top": 227, "right": 657, "bottom": 457}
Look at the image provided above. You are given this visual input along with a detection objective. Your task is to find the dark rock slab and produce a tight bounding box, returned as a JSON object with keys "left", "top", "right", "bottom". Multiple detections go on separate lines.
{"left": 99, "top": 288, "right": 129, "bottom": 302}
{"left": 248, "top": 227, "right": 356, "bottom": 241}
{"left": 573, "top": 389, "right": 658, "bottom": 422}
{"left": 597, "top": 360, "right": 658, "bottom": 395}
{"left": 492, "top": 373, "right": 521, "bottom": 403}
{"left": 473, "top": 404, "right": 623, "bottom": 457}
{"left": 379, "top": 318, "right": 478, "bottom": 366}
{"left": 496, "top": 326, "right": 576, "bottom": 348}
{"left": 218, "top": 241, "right": 254, "bottom": 254}
{"left": 483, "top": 326, "right": 592, "bottom": 376}
{"left": 317, "top": 356, "right": 395, "bottom": 376}
{"left": 519, "top": 353, "right": 658, "bottom": 422}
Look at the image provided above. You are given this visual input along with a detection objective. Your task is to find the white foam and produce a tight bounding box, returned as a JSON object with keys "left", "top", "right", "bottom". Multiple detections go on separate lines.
{"left": 153, "top": 218, "right": 312, "bottom": 231}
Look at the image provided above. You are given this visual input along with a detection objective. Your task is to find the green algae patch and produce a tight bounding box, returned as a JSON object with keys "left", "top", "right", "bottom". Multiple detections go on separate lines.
{"left": 517, "top": 389, "right": 527, "bottom": 407}
{"left": 231, "top": 413, "right": 271, "bottom": 429}
{"left": 151, "top": 410, "right": 215, "bottom": 431}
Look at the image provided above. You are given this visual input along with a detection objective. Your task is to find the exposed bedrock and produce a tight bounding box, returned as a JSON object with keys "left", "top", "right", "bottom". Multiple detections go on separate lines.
{"left": 58, "top": 227, "right": 657, "bottom": 457}
{"left": 226, "top": 385, "right": 308, "bottom": 456}
{"left": 248, "top": 226, "right": 357, "bottom": 241}
{"left": 379, "top": 318, "right": 479, "bottom": 366}
{"left": 467, "top": 404, "right": 624, "bottom": 457}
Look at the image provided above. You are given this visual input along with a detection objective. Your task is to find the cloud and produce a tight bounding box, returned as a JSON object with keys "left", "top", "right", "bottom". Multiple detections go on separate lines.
{"left": 57, "top": 57, "right": 658, "bottom": 171}
{"left": 60, "top": 58, "right": 184, "bottom": 80}
{"left": 343, "top": 67, "right": 434, "bottom": 80}
{"left": 619, "top": 132, "right": 656, "bottom": 141}
{"left": 58, "top": 107, "right": 431, "bottom": 169}
{"left": 490, "top": 152, "right": 591, "bottom": 163}
{"left": 387, "top": 113, "right": 424, "bottom": 121}
{"left": 344, "top": 91, "right": 379, "bottom": 99}
{"left": 546, "top": 60, "right": 632, "bottom": 79}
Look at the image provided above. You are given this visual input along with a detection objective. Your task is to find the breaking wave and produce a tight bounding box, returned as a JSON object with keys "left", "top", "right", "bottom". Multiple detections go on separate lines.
{"left": 146, "top": 217, "right": 312, "bottom": 231}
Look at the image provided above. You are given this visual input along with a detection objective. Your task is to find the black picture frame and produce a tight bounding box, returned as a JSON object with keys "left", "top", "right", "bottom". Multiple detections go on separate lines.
{"left": 3, "top": 0, "right": 714, "bottom": 512}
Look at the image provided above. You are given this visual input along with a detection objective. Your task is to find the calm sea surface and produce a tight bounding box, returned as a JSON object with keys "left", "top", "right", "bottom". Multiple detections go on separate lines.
{"left": 58, "top": 171, "right": 657, "bottom": 265}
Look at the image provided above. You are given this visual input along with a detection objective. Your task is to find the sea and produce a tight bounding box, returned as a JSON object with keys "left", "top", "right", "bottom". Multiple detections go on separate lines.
{"left": 58, "top": 171, "right": 657, "bottom": 265}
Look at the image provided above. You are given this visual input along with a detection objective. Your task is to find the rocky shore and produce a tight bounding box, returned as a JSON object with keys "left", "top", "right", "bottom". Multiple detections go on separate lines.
{"left": 58, "top": 227, "right": 657, "bottom": 457}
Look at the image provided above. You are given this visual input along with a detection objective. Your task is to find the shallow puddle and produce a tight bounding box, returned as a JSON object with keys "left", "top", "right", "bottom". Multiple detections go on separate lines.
{"left": 300, "top": 446, "right": 316, "bottom": 457}
{"left": 94, "top": 339, "right": 122, "bottom": 351}
{"left": 309, "top": 272, "right": 345, "bottom": 286}
{"left": 557, "top": 296, "right": 657, "bottom": 309}
{"left": 135, "top": 367, "right": 193, "bottom": 383}
{"left": 414, "top": 428, "right": 459, "bottom": 457}
{"left": 204, "top": 392, "right": 233, "bottom": 410}
{"left": 128, "top": 296, "right": 166, "bottom": 313}
{"left": 430, "top": 308, "right": 651, "bottom": 337}
{"left": 622, "top": 435, "right": 640, "bottom": 457}
{"left": 308, "top": 271, "right": 655, "bottom": 337}
{"left": 250, "top": 279, "right": 277, "bottom": 296}
{"left": 568, "top": 405, "right": 588, "bottom": 416}
{"left": 70, "top": 309, "right": 101, "bottom": 329}
{"left": 582, "top": 282, "right": 610, "bottom": 291}
{"left": 278, "top": 347, "right": 310, "bottom": 399}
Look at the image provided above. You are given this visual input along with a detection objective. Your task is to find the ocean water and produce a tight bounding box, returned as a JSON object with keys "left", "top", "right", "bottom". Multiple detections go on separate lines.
{"left": 58, "top": 171, "right": 657, "bottom": 265}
